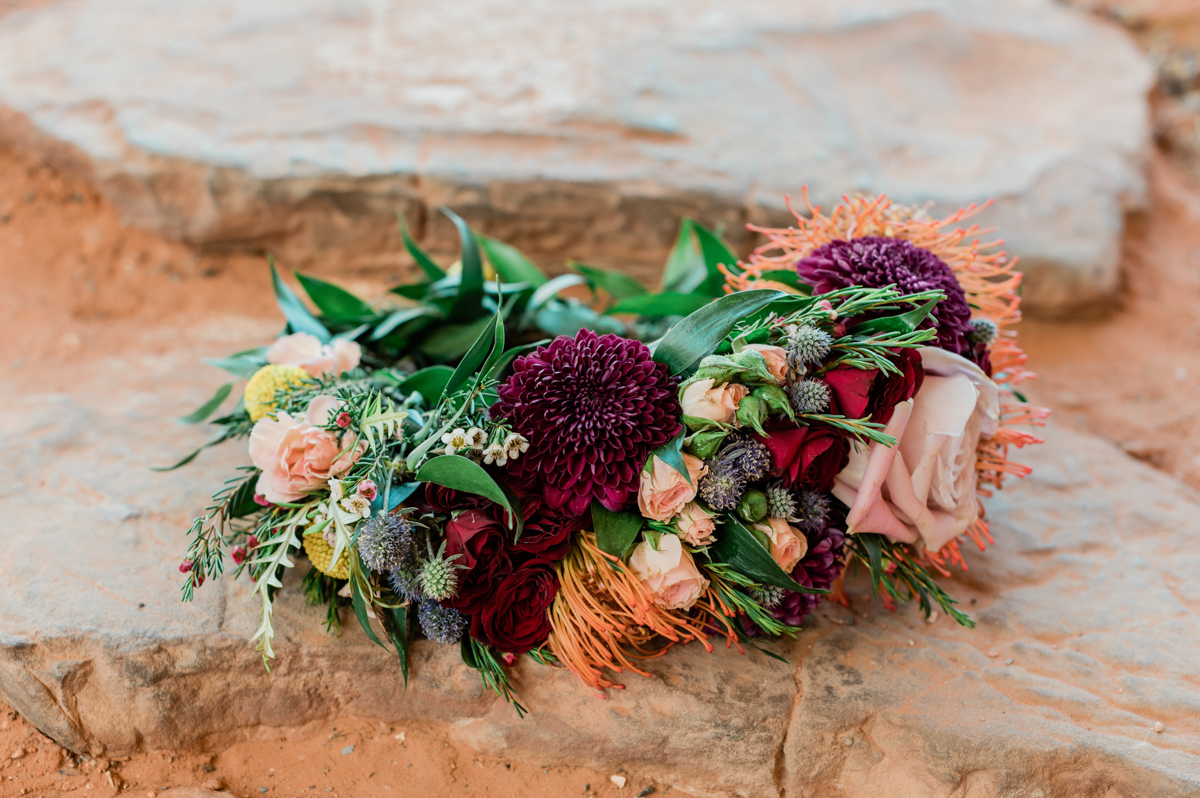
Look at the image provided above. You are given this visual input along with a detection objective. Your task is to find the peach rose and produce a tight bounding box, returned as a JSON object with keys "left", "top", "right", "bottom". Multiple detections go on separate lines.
{"left": 676, "top": 502, "right": 716, "bottom": 546}
{"left": 638, "top": 454, "right": 707, "bottom": 522}
{"left": 249, "top": 395, "right": 367, "bottom": 504}
{"left": 680, "top": 379, "right": 748, "bottom": 425}
{"left": 266, "top": 332, "right": 362, "bottom": 378}
{"left": 831, "top": 347, "right": 1000, "bottom": 553}
{"left": 752, "top": 517, "right": 807, "bottom": 572}
{"left": 629, "top": 534, "right": 710, "bottom": 611}
{"left": 742, "top": 344, "right": 789, "bottom": 383}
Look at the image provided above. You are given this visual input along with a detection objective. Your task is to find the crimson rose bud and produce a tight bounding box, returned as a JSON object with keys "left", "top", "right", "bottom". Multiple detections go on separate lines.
{"left": 758, "top": 425, "right": 850, "bottom": 492}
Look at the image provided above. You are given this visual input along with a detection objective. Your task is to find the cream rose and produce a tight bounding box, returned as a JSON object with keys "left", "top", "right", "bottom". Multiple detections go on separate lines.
{"left": 676, "top": 502, "right": 716, "bottom": 546}
{"left": 249, "top": 395, "right": 367, "bottom": 504}
{"left": 266, "top": 332, "right": 362, "bottom": 378}
{"left": 629, "top": 534, "right": 710, "bottom": 611}
{"left": 638, "top": 454, "right": 707, "bottom": 522}
{"left": 742, "top": 344, "right": 789, "bottom": 383}
{"left": 752, "top": 517, "right": 807, "bottom": 572}
{"left": 831, "top": 347, "right": 1000, "bottom": 553}
{"left": 680, "top": 379, "right": 748, "bottom": 425}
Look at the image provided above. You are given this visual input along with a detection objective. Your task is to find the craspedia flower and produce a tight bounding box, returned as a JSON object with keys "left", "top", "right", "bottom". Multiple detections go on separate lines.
{"left": 356, "top": 512, "right": 420, "bottom": 573}
{"left": 783, "top": 324, "right": 833, "bottom": 371}
{"left": 792, "top": 488, "right": 830, "bottom": 533}
{"left": 796, "top": 237, "right": 976, "bottom": 361}
{"left": 491, "top": 329, "right": 681, "bottom": 516}
{"left": 787, "top": 379, "right": 830, "bottom": 415}
{"left": 417, "top": 600, "right": 468, "bottom": 644}
{"left": 698, "top": 459, "right": 745, "bottom": 512}
{"left": 717, "top": 435, "right": 772, "bottom": 482}
{"left": 417, "top": 541, "right": 462, "bottom": 601}
{"left": 244, "top": 364, "right": 311, "bottom": 422}
{"left": 302, "top": 533, "right": 350, "bottom": 580}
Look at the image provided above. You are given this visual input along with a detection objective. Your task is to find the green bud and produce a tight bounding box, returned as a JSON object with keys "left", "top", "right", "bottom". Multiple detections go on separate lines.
{"left": 752, "top": 384, "right": 794, "bottom": 419}
{"left": 736, "top": 489, "right": 769, "bottom": 524}
{"left": 735, "top": 395, "right": 769, "bottom": 436}
{"left": 693, "top": 351, "right": 774, "bottom": 386}
{"left": 686, "top": 429, "right": 728, "bottom": 460}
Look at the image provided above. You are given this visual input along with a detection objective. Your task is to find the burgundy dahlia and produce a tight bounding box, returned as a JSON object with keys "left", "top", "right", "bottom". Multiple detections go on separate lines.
{"left": 771, "top": 525, "right": 847, "bottom": 625}
{"left": 492, "top": 329, "right": 681, "bottom": 516}
{"left": 796, "top": 237, "right": 978, "bottom": 364}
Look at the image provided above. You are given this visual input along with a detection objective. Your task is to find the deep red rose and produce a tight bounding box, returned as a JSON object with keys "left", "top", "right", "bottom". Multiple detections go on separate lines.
{"left": 758, "top": 425, "right": 850, "bottom": 492}
{"left": 443, "top": 509, "right": 513, "bottom": 615}
{"left": 511, "top": 491, "right": 584, "bottom": 560}
{"left": 424, "top": 484, "right": 488, "bottom": 515}
{"left": 472, "top": 559, "right": 559, "bottom": 654}
{"left": 821, "top": 349, "right": 924, "bottom": 425}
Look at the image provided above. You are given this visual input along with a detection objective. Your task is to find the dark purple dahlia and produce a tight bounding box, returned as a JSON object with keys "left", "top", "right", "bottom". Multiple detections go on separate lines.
{"left": 491, "top": 329, "right": 681, "bottom": 517}
{"left": 770, "top": 525, "right": 847, "bottom": 626}
{"left": 796, "top": 237, "right": 977, "bottom": 363}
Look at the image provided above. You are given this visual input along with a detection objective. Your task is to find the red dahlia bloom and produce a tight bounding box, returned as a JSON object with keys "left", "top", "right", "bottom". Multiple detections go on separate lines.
{"left": 492, "top": 330, "right": 681, "bottom": 516}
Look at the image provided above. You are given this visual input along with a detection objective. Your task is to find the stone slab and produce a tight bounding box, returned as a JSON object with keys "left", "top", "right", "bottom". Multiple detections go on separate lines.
{"left": 0, "top": 0, "right": 1154, "bottom": 314}
{"left": 2, "top": 324, "right": 1200, "bottom": 797}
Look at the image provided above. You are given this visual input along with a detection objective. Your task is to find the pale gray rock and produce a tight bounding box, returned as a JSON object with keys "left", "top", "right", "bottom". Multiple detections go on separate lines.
{"left": 2, "top": 330, "right": 1200, "bottom": 797}
{"left": 0, "top": 0, "right": 1153, "bottom": 315}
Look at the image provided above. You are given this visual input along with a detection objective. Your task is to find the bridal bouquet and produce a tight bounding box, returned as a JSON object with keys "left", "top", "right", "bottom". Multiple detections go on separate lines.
{"left": 170, "top": 195, "right": 1044, "bottom": 711}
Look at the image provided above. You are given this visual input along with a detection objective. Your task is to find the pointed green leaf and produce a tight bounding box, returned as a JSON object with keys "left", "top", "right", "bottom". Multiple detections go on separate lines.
{"left": 477, "top": 234, "right": 548, "bottom": 287}
{"left": 269, "top": 256, "right": 331, "bottom": 342}
{"left": 390, "top": 282, "right": 432, "bottom": 301}
{"left": 486, "top": 340, "right": 548, "bottom": 381}
{"left": 295, "top": 272, "right": 375, "bottom": 320}
{"left": 574, "top": 262, "right": 647, "bottom": 301}
{"left": 859, "top": 532, "right": 885, "bottom": 597}
{"left": 440, "top": 312, "right": 500, "bottom": 400}
{"left": 417, "top": 316, "right": 493, "bottom": 361}
{"left": 650, "top": 289, "right": 786, "bottom": 375}
{"left": 693, "top": 222, "right": 741, "bottom": 296}
{"left": 203, "top": 354, "right": 266, "bottom": 379}
{"left": 607, "top": 292, "right": 710, "bottom": 317}
{"left": 443, "top": 208, "right": 484, "bottom": 323}
{"left": 592, "top": 501, "right": 644, "bottom": 559}
{"left": 179, "top": 382, "right": 234, "bottom": 424}
{"left": 400, "top": 365, "right": 455, "bottom": 403}
{"left": 379, "top": 604, "right": 411, "bottom": 689}
{"left": 712, "top": 516, "right": 827, "bottom": 594}
{"left": 661, "top": 218, "right": 708, "bottom": 295}
{"left": 398, "top": 211, "right": 446, "bottom": 281}
{"left": 849, "top": 297, "right": 941, "bottom": 335}
{"left": 372, "top": 305, "right": 441, "bottom": 340}
{"left": 415, "top": 455, "right": 517, "bottom": 527}
{"left": 646, "top": 431, "right": 692, "bottom": 487}
{"left": 349, "top": 558, "right": 389, "bottom": 651}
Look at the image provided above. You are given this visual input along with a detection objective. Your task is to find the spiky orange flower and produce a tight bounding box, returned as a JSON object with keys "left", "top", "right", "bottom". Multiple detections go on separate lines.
{"left": 729, "top": 190, "right": 1049, "bottom": 569}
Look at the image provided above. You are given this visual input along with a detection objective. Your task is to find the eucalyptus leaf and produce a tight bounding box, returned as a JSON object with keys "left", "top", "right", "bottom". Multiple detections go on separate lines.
{"left": 592, "top": 502, "right": 644, "bottom": 559}
{"left": 477, "top": 234, "right": 548, "bottom": 287}
{"left": 443, "top": 207, "right": 484, "bottom": 323}
{"left": 415, "top": 455, "right": 517, "bottom": 528}
{"left": 574, "top": 262, "right": 647, "bottom": 301}
{"left": 651, "top": 289, "right": 786, "bottom": 376}
{"left": 398, "top": 211, "right": 446, "bottom": 281}
{"left": 269, "top": 256, "right": 331, "bottom": 342}
{"left": 203, "top": 354, "right": 266, "bottom": 379}
{"left": 607, "top": 292, "right": 711, "bottom": 318}
{"left": 179, "top": 382, "right": 234, "bottom": 424}
{"left": 295, "top": 272, "right": 375, "bottom": 320}
{"left": 711, "top": 516, "right": 828, "bottom": 594}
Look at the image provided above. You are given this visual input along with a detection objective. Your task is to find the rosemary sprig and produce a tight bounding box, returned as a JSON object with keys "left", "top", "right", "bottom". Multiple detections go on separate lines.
{"left": 826, "top": 327, "right": 938, "bottom": 374}
{"left": 801, "top": 414, "right": 896, "bottom": 447}
{"left": 845, "top": 534, "right": 974, "bottom": 628}
{"left": 180, "top": 469, "right": 258, "bottom": 601}
{"left": 705, "top": 564, "right": 801, "bottom": 638}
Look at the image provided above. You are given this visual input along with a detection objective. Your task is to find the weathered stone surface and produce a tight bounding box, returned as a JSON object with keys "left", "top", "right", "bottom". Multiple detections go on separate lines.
{"left": 0, "top": 0, "right": 1153, "bottom": 314}
{"left": 3, "top": 326, "right": 1200, "bottom": 797}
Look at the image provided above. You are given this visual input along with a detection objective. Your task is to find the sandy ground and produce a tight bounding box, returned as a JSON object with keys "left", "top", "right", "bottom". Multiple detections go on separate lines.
{"left": 6, "top": 7, "right": 1200, "bottom": 794}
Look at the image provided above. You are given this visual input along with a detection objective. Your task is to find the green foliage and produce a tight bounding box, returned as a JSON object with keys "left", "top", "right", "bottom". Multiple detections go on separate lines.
{"left": 443, "top": 207, "right": 485, "bottom": 323}
{"left": 574, "top": 262, "right": 647, "bottom": 301}
{"left": 651, "top": 289, "right": 786, "bottom": 375}
{"left": 710, "top": 516, "right": 827, "bottom": 594}
{"left": 461, "top": 636, "right": 527, "bottom": 717}
{"left": 296, "top": 272, "right": 375, "bottom": 321}
{"left": 179, "top": 382, "right": 234, "bottom": 423}
{"left": 269, "top": 256, "right": 331, "bottom": 342}
{"left": 398, "top": 211, "right": 447, "bottom": 281}
{"left": 646, "top": 431, "right": 692, "bottom": 488}
{"left": 415, "top": 455, "right": 517, "bottom": 528}
{"left": 358, "top": 392, "right": 407, "bottom": 451}
{"left": 477, "top": 234, "right": 548, "bottom": 287}
{"left": 591, "top": 501, "right": 644, "bottom": 559}
{"left": 846, "top": 534, "right": 975, "bottom": 628}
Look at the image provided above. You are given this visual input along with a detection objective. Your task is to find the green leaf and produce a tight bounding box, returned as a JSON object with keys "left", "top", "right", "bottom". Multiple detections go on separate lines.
{"left": 418, "top": 316, "right": 493, "bottom": 361}
{"left": 151, "top": 431, "right": 229, "bottom": 471}
{"left": 440, "top": 313, "right": 500, "bottom": 400}
{"left": 651, "top": 289, "right": 786, "bottom": 376}
{"left": 859, "top": 532, "right": 885, "bottom": 597}
{"left": 400, "top": 365, "right": 455, "bottom": 403}
{"left": 661, "top": 219, "right": 708, "bottom": 295}
{"left": 398, "top": 211, "right": 446, "bottom": 281}
{"left": 460, "top": 633, "right": 481, "bottom": 669}
{"left": 525, "top": 273, "right": 586, "bottom": 317}
{"left": 269, "top": 256, "right": 331, "bottom": 342}
{"left": 574, "top": 262, "right": 647, "bottom": 301}
{"left": 179, "top": 382, "right": 234, "bottom": 424}
{"left": 477, "top": 234, "right": 548, "bottom": 287}
{"left": 850, "top": 297, "right": 940, "bottom": 335}
{"left": 203, "top": 354, "right": 266, "bottom": 379}
{"left": 295, "top": 272, "right": 375, "bottom": 321}
{"left": 486, "top": 340, "right": 549, "bottom": 381}
{"left": 479, "top": 308, "right": 507, "bottom": 383}
{"left": 693, "top": 222, "right": 740, "bottom": 297}
{"left": 372, "top": 305, "right": 441, "bottom": 341}
{"left": 535, "top": 304, "right": 625, "bottom": 338}
{"left": 349, "top": 558, "right": 389, "bottom": 651}
{"left": 443, "top": 208, "right": 484, "bottom": 323}
{"left": 229, "top": 476, "right": 262, "bottom": 519}
{"left": 378, "top": 604, "right": 411, "bottom": 689}
{"left": 711, "top": 517, "right": 828, "bottom": 594}
{"left": 390, "top": 282, "right": 432, "bottom": 301}
{"left": 755, "top": 269, "right": 809, "bottom": 292}
{"left": 592, "top": 501, "right": 644, "bottom": 559}
{"left": 359, "top": 392, "right": 407, "bottom": 452}
{"left": 607, "top": 292, "right": 711, "bottom": 317}
{"left": 646, "top": 432, "right": 692, "bottom": 488}
{"left": 415, "top": 455, "right": 517, "bottom": 527}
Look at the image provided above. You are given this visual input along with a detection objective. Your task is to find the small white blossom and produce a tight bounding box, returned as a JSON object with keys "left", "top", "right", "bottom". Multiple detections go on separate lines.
{"left": 466, "top": 427, "right": 488, "bottom": 449}
{"left": 340, "top": 495, "right": 372, "bottom": 519}
{"left": 327, "top": 478, "right": 346, "bottom": 502}
{"left": 482, "top": 443, "right": 508, "bottom": 466}
{"left": 441, "top": 427, "right": 469, "bottom": 455}
{"left": 503, "top": 433, "right": 530, "bottom": 460}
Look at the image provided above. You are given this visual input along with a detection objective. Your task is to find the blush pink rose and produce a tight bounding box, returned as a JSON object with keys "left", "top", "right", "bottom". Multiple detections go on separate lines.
{"left": 629, "top": 534, "right": 709, "bottom": 611}
{"left": 676, "top": 501, "right": 716, "bottom": 546}
{"left": 831, "top": 347, "right": 1000, "bottom": 553}
{"left": 266, "top": 333, "right": 362, "bottom": 378}
{"left": 249, "top": 395, "right": 367, "bottom": 503}
{"left": 752, "top": 517, "right": 807, "bottom": 572}
{"left": 680, "top": 379, "right": 748, "bottom": 425}
{"left": 742, "top": 344, "right": 789, "bottom": 383}
{"left": 637, "top": 454, "right": 707, "bottom": 522}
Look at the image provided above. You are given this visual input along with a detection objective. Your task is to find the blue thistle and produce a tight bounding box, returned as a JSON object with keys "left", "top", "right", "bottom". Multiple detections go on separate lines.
{"left": 357, "top": 512, "right": 420, "bottom": 573}
{"left": 417, "top": 601, "right": 468, "bottom": 644}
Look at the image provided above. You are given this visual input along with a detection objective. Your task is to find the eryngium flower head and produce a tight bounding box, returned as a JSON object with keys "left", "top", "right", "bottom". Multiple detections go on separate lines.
{"left": 792, "top": 487, "right": 830, "bottom": 533}
{"left": 417, "top": 541, "right": 462, "bottom": 602}
{"left": 969, "top": 317, "right": 998, "bottom": 346}
{"left": 492, "top": 329, "right": 681, "bottom": 516}
{"left": 752, "top": 583, "right": 787, "bottom": 608}
{"left": 771, "top": 525, "right": 846, "bottom": 624}
{"left": 784, "top": 324, "right": 832, "bottom": 370}
{"left": 356, "top": 512, "right": 419, "bottom": 573}
{"left": 389, "top": 565, "right": 423, "bottom": 602}
{"left": 796, "top": 237, "right": 976, "bottom": 361}
{"left": 698, "top": 458, "right": 746, "bottom": 512}
{"left": 765, "top": 481, "right": 797, "bottom": 521}
{"left": 787, "top": 379, "right": 830, "bottom": 415}
{"left": 717, "top": 435, "right": 772, "bottom": 482}
{"left": 417, "top": 600, "right": 468, "bottom": 644}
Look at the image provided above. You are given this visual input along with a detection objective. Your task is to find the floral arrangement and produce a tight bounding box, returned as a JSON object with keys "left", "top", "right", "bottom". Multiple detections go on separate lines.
{"left": 170, "top": 196, "right": 1045, "bottom": 711}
